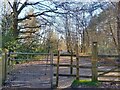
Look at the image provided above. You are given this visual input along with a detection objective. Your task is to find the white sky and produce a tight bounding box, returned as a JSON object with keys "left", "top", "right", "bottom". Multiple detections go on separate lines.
{"left": 0, "top": 0, "right": 119, "bottom": 3}
{"left": 0, "top": 0, "right": 118, "bottom": 8}
{"left": 54, "top": 0, "right": 119, "bottom": 2}
{"left": 0, "top": 0, "right": 118, "bottom": 20}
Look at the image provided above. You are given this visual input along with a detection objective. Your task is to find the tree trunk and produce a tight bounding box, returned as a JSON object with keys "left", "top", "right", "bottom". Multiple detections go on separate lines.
{"left": 82, "top": 30, "right": 85, "bottom": 53}
{"left": 13, "top": 1, "right": 19, "bottom": 38}
{"left": 65, "top": 12, "right": 71, "bottom": 53}
{"left": 13, "top": 15, "right": 19, "bottom": 38}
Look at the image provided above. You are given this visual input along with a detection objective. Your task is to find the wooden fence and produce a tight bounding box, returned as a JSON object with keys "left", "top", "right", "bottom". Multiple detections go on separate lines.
{"left": 2, "top": 52, "right": 54, "bottom": 87}
{"left": 2, "top": 42, "right": 120, "bottom": 87}
{"left": 54, "top": 42, "right": 120, "bottom": 87}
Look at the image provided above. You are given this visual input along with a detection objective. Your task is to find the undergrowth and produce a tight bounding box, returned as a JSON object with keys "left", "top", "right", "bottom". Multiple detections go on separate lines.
{"left": 71, "top": 80, "right": 101, "bottom": 87}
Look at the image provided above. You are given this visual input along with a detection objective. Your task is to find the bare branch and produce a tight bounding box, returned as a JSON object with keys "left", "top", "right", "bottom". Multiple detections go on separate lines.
{"left": 7, "top": 0, "right": 13, "bottom": 9}
{"left": 18, "top": 0, "right": 28, "bottom": 14}
{"left": 17, "top": 36, "right": 34, "bottom": 39}
{"left": 18, "top": 9, "right": 57, "bottom": 21}
{"left": 19, "top": 31, "right": 36, "bottom": 33}
{"left": 19, "top": 23, "right": 47, "bottom": 29}
{"left": 18, "top": 0, "right": 40, "bottom": 14}
{"left": 108, "top": 21, "right": 118, "bottom": 48}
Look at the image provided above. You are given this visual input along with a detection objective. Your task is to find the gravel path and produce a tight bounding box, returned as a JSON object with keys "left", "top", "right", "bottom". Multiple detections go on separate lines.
{"left": 5, "top": 61, "right": 52, "bottom": 88}
{"left": 4, "top": 57, "right": 120, "bottom": 89}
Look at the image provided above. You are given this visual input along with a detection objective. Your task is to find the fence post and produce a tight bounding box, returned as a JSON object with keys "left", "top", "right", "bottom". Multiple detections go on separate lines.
{"left": 56, "top": 50, "right": 60, "bottom": 87}
{"left": 2, "top": 52, "right": 7, "bottom": 85}
{"left": 50, "top": 51, "right": 53, "bottom": 88}
{"left": 92, "top": 42, "right": 98, "bottom": 82}
{"left": 76, "top": 42, "right": 79, "bottom": 80}
{"left": 70, "top": 51, "right": 73, "bottom": 75}
{"left": 76, "top": 56, "right": 79, "bottom": 80}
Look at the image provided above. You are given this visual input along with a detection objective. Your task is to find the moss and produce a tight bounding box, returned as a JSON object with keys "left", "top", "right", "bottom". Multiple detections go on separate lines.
{"left": 71, "top": 80, "right": 101, "bottom": 87}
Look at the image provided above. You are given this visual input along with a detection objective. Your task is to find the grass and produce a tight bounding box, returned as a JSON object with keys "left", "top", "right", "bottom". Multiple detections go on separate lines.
{"left": 71, "top": 80, "right": 101, "bottom": 87}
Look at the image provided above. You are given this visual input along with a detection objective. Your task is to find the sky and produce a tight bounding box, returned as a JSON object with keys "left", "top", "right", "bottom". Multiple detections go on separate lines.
{"left": 0, "top": 0, "right": 118, "bottom": 10}
{"left": 0, "top": 0, "right": 119, "bottom": 4}
{"left": 0, "top": 0, "right": 113, "bottom": 26}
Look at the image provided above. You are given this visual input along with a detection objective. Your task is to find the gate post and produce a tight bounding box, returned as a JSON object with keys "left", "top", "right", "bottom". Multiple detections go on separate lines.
{"left": 2, "top": 51, "right": 8, "bottom": 85}
{"left": 56, "top": 50, "right": 60, "bottom": 87}
{"left": 92, "top": 42, "right": 98, "bottom": 82}
{"left": 76, "top": 55, "right": 79, "bottom": 80}
{"left": 70, "top": 51, "right": 73, "bottom": 75}
{"left": 50, "top": 51, "right": 53, "bottom": 88}
{"left": 75, "top": 42, "right": 79, "bottom": 80}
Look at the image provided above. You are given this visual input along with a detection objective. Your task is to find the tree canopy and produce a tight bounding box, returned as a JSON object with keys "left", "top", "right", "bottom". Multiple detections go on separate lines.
{"left": 0, "top": 0, "right": 120, "bottom": 55}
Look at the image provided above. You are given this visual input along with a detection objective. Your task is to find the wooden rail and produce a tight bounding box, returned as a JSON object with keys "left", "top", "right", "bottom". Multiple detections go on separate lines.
{"left": 54, "top": 74, "right": 91, "bottom": 78}
{"left": 53, "top": 64, "right": 91, "bottom": 68}
{"left": 10, "top": 52, "right": 51, "bottom": 55}
{"left": 98, "top": 75, "right": 120, "bottom": 77}
{"left": 99, "top": 80, "right": 120, "bottom": 83}
{"left": 98, "top": 64, "right": 120, "bottom": 66}
{"left": 98, "top": 67, "right": 118, "bottom": 76}
{"left": 54, "top": 74, "right": 120, "bottom": 78}
{"left": 54, "top": 54, "right": 119, "bottom": 58}
{"left": 98, "top": 70, "right": 120, "bottom": 72}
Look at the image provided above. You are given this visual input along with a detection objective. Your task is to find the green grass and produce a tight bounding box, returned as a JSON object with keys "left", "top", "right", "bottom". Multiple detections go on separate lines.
{"left": 71, "top": 80, "right": 101, "bottom": 87}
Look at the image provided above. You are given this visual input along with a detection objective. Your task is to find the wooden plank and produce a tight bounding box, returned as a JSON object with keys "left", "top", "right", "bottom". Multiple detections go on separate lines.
{"left": 9, "top": 52, "right": 119, "bottom": 58}
{"left": 98, "top": 64, "right": 120, "bottom": 66}
{"left": 54, "top": 74, "right": 120, "bottom": 78}
{"left": 9, "top": 52, "right": 120, "bottom": 57}
{"left": 54, "top": 53, "right": 76, "bottom": 57}
{"left": 53, "top": 53, "right": 92, "bottom": 58}
{"left": 98, "top": 55, "right": 119, "bottom": 58}
{"left": 53, "top": 64, "right": 91, "bottom": 68}
{"left": 54, "top": 74, "right": 91, "bottom": 78}
{"left": 98, "top": 70, "right": 120, "bottom": 72}
{"left": 98, "top": 75, "right": 120, "bottom": 77}
{"left": 9, "top": 81, "right": 51, "bottom": 84}
{"left": 57, "top": 54, "right": 119, "bottom": 58}
{"left": 10, "top": 52, "right": 51, "bottom": 55}
{"left": 99, "top": 80, "right": 120, "bottom": 83}
{"left": 54, "top": 54, "right": 119, "bottom": 58}
{"left": 53, "top": 64, "right": 120, "bottom": 67}
{"left": 98, "top": 67, "right": 118, "bottom": 76}
{"left": 10, "top": 58, "right": 51, "bottom": 61}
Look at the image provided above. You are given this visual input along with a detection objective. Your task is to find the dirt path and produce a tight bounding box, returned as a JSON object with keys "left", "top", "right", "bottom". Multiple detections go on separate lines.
{"left": 4, "top": 57, "right": 119, "bottom": 88}
{"left": 5, "top": 61, "right": 52, "bottom": 88}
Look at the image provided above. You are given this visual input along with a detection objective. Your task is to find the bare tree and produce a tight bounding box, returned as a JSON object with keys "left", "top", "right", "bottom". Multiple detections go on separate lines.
{"left": 7, "top": 0, "right": 58, "bottom": 38}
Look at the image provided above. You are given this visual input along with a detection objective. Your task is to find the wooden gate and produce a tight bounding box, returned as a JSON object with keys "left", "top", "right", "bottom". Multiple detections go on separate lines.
{"left": 2, "top": 52, "right": 54, "bottom": 88}
{"left": 98, "top": 55, "right": 120, "bottom": 83}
